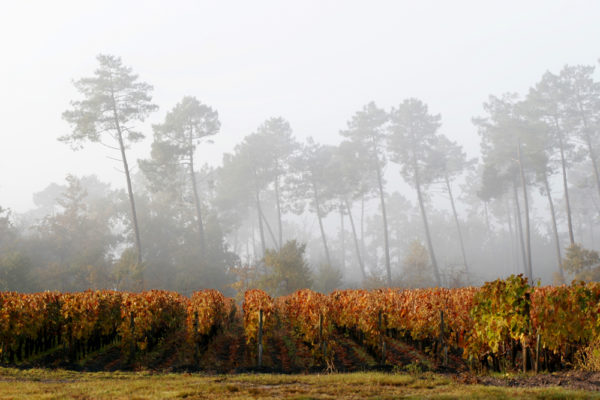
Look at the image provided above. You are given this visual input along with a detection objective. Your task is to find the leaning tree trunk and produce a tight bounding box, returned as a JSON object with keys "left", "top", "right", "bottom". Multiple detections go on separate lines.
{"left": 585, "top": 134, "right": 600, "bottom": 201}
{"left": 339, "top": 203, "right": 346, "bottom": 272}
{"left": 344, "top": 198, "right": 366, "bottom": 279}
{"left": 517, "top": 142, "right": 533, "bottom": 282}
{"left": 413, "top": 162, "right": 441, "bottom": 286}
{"left": 251, "top": 218, "right": 256, "bottom": 259}
{"left": 445, "top": 173, "right": 469, "bottom": 276}
{"left": 505, "top": 197, "right": 517, "bottom": 274}
{"left": 374, "top": 159, "right": 392, "bottom": 286}
{"left": 543, "top": 171, "right": 564, "bottom": 280}
{"left": 111, "top": 94, "right": 143, "bottom": 284}
{"left": 246, "top": 236, "right": 251, "bottom": 265}
{"left": 312, "top": 179, "right": 332, "bottom": 268}
{"left": 557, "top": 131, "right": 575, "bottom": 245}
{"left": 274, "top": 174, "right": 283, "bottom": 249}
{"left": 360, "top": 195, "right": 366, "bottom": 269}
{"left": 189, "top": 149, "right": 206, "bottom": 256}
{"left": 260, "top": 208, "right": 279, "bottom": 250}
{"left": 254, "top": 185, "right": 266, "bottom": 258}
{"left": 576, "top": 99, "right": 600, "bottom": 202}
{"left": 512, "top": 180, "right": 528, "bottom": 276}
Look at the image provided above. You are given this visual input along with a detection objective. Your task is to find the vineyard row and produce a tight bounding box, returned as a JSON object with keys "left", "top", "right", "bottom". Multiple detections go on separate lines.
{"left": 1, "top": 275, "right": 598, "bottom": 371}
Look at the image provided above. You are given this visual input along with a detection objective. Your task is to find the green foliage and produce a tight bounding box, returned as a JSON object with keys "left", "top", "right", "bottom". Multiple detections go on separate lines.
{"left": 61, "top": 54, "right": 157, "bottom": 148}
{"left": 228, "top": 263, "right": 256, "bottom": 303}
{"left": 256, "top": 240, "right": 313, "bottom": 296}
{"left": 32, "top": 175, "right": 119, "bottom": 291}
{"left": 531, "top": 283, "right": 600, "bottom": 357}
{"left": 399, "top": 359, "right": 432, "bottom": 374}
{"left": 340, "top": 102, "right": 391, "bottom": 282}
{"left": 475, "top": 94, "right": 546, "bottom": 195}
{"left": 173, "top": 213, "right": 237, "bottom": 294}
{"left": 138, "top": 141, "right": 186, "bottom": 194}
{"left": 0, "top": 209, "right": 32, "bottom": 292}
{"left": 231, "top": 117, "right": 298, "bottom": 203}
{"left": 0, "top": 252, "right": 33, "bottom": 292}
{"left": 335, "top": 140, "right": 377, "bottom": 202}
{"left": 401, "top": 240, "right": 435, "bottom": 288}
{"left": 149, "top": 96, "right": 220, "bottom": 255}
{"left": 387, "top": 98, "right": 442, "bottom": 185}
{"left": 0, "top": 207, "right": 15, "bottom": 250}
{"left": 255, "top": 117, "right": 298, "bottom": 179}
{"left": 288, "top": 139, "right": 339, "bottom": 216}
{"left": 563, "top": 243, "right": 600, "bottom": 282}
{"left": 468, "top": 274, "right": 532, "bottom": 358}
{"left": 340, "top": 102, "right": 388, "bottom": 157}
{"left": 153, "top": 96, "right": 220, "bottom": 155}
{"left": 114, "top": 248, "right": 145, "bottom": 291}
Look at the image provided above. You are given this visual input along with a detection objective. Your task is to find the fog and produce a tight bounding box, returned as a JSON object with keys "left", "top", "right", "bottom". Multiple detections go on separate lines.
{"left": 1, "top": 1, "right": 600, "bottom": 294}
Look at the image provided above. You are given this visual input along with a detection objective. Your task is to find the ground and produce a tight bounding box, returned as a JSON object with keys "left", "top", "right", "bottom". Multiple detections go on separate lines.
{"left": 0, "top": 368, "right": 598, "bottom": 399}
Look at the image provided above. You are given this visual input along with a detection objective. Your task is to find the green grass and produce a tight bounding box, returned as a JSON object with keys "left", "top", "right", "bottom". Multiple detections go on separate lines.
{"left": 0, "top": 368, "right": 596, "bottom": 399}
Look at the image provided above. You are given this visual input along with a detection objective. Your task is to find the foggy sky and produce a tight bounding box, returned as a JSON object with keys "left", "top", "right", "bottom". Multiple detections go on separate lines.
{"left": 1, "top": 0, "right": 599, "bottom": 212}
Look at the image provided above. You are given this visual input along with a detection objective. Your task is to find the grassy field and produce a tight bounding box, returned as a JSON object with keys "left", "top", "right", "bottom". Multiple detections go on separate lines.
{"left": 0, "top": 368, "right": 597, "bottom": 399}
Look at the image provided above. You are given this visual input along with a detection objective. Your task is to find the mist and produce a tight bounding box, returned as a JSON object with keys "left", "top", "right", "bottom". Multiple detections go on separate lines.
{"left": 1, "top": 1, "right": 600, "bottom": 295}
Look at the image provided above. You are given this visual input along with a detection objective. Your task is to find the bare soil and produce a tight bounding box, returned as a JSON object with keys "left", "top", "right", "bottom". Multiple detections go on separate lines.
{"left": 467, "top": 371, "right": 600, "bottom": 391}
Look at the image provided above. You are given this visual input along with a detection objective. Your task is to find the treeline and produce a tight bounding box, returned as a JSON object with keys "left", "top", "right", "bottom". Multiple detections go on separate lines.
{"left": 1, "top": 55, "right": 600, "bottom": 294}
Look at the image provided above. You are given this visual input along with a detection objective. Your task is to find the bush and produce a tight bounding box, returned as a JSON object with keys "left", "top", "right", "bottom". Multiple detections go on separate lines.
{"left": 257, "top": 240, "right": 313, "bottom": 296}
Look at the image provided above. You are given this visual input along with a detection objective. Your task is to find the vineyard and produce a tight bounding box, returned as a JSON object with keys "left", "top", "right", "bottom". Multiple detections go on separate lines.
{"left": 1, "top": 275, "right": 600, "bottom": 373}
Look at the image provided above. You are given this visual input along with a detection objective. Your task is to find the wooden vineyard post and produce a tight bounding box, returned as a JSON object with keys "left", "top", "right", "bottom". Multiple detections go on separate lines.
{"left": 535, "top": 333, "right": 541, "bottom": 373}
{"left": 193, "top": 311, "right": 200, "bottom": 365}
{"left": 522, "top": 338, "right": 527, "bottom": 373}
{"left": 258, "top": 309, "right": 263, "bottom": 367}
{"left": 129, "top": 312, "right": 135, "bottom": 364}
{"left": 440, "top": 310, "right": 447, "bottom": 366}
{"left": 378, "top": 311, "right": 386, "bottom": 364}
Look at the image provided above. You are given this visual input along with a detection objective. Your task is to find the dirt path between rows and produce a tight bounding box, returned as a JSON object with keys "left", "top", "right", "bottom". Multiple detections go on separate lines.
{"left": 454, "top": 371, "right": 600, "bottom": 391}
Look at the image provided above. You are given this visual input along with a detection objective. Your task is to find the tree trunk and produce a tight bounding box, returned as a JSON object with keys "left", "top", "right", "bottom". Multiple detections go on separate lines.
{"left": 512, "top": 180, "right": 528, "bottom": 276}
{"left": 374, "top": 160, "right": 392, "bottom": 286}
{"left": 340, "top": 203, "right": 346, "bottom": 273}
{"left": 344, "top": 198, "right": 366, "bottom": 279}
{"left": 189, "top": 149, "right": 206, "bottom": 256}
{"left": 517, "top": 142, "right": 533, "bottom": 282}
{"left": 483, "top": 201, "right": 491, "bottom": 236}
{"left": 361, "top": 195, "right": 366, "bottom": 269}
{"left": 575, "top": 97, "right": 600, "bottom": 201}
{"left": 505, "top": 197, "right": 517, "bottom": 275}
{"left": 251, "top": 218, "right": 258, "bottom": 262}
{"left": 246, "top": 236, "right": 251, "bottom": 265}
{"left": 585, "top": 135, "right": 600, "bottom": 201}
{"left": 110, "top": 91, "right": 143, "bottom": 281}
{"left": 557, "top": 133, "right": 575, "bottom": 245}
{"left": 274, "top": 174, "right": 283, "bottom": 249}
{"left": 543, "top": 171, "right": 564, "bottom": 280}
{"left": 414, "top": 164, "right": 441, "bottom": 286}
{"left": 445, "top": 174, "right": 469, "bottom": 276}
{"left": 260, "top": 207, "right": 279, "bottom": 250}
{"left": 254, "top": 189, "right": 266, "bottom": 258}
{"left": 577, "top": 216, "right": 583, "bottom": 246}
{"left": 312, "top": 180, "right": 332, "bottom": 267}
